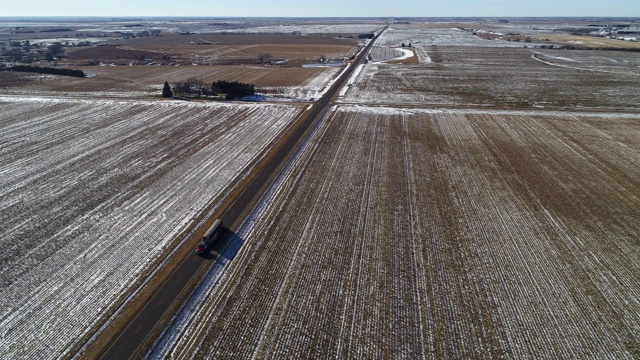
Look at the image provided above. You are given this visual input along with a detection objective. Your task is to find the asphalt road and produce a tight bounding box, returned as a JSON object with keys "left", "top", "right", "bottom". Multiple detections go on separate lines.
{"left": 99, "top": 27, "right": 384, "bottom": 360}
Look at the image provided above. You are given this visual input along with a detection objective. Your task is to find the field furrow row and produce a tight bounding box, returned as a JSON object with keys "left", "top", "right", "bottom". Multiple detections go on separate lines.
{"left": 0, "top": 98, "right": 303, "bottom": 358}
{"left": 152, "top": 105, "right": 639, "bottom": 359}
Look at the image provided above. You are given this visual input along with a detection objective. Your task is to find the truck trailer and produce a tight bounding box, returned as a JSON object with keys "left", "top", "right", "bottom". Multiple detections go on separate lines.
{"left": 196, "top": 219, "right": 223, "bottom": 255}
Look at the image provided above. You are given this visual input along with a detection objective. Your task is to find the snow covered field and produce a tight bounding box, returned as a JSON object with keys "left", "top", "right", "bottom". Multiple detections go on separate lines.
{"left": 217, "top": 23, "right": 383, "bottom": 35}
{"left": 0, "top": 97, "right": 303, "bottom": 358}
{"left": 341, "top": 46, "right": 640, "bottom": 110}
{"left": 368, "top": 46, "right": 411, "bottom": 63}
{"left": 379, "top": 26, "right": 526, "bottom": 56}
{"left": 261, "top": 66, "right": 344, "bottom": 101}
{"left": 339, "top": 26, "right": 640, "bottom": 110}
{"left": 149, "top": 105, "right": 640, "bottom": 358}
{"left": 3, "top": 19, "right": 639, "bottom": 359}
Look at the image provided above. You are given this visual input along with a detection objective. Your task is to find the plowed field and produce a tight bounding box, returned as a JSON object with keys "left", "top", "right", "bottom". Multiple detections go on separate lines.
{"left": 3, "top": 21, "right": 639, "bottom": 360}
{"left": 343, "top": 33, "right": 640, "bottom": 110}
{"left": 0, "top": 65, "right": 339, "bottom": 97}
{"left": 151, "top": 106, "right": 639, "bottom": 359}
{"left": 0, "top": 97, "right": 304, "bottom": 358}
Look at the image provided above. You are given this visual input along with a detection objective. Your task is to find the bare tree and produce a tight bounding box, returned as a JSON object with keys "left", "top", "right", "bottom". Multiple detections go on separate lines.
{"left": 174, "top": 77, "right": 205, "bottom": 96}
{"left": 258, "top": 53, "right": 273, "bottom": 64}
{"left": 49, "top": 42, "right": 65, "bottom": 56}
{"left": 186, "top": 77, "right": 203, "bottom": 92}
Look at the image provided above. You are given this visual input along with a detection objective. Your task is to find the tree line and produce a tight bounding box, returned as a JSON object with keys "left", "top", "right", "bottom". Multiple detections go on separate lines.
{"left": 3, "top": 65, "right": 86, "bottom": 77}
{"left": 163, "top": 79, "right": 255, "bottom": 100}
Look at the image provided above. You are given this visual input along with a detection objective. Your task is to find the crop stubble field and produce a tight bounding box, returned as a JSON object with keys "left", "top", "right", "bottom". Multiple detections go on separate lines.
{"left": 100, "top": 44, "right": 358, "bottom": 63}
{"left": 0, "top": 28, "right": 361, "bottom": 98}
{"left": 0, "top": 18, "right": 360, "bottom": 358}
{"left": 343, "top": 46, "right": 640, "bottom": 109}
{"left": 1, "top": 19, "right": 639, "bottom": 359}
{"left": 0, "top": 65, "right": 341, "bottom": 99}
{"left": 0, "top": 97, "right": 304, "bottom": 358}
{"left": 341, "top": 24, "right": 640, "bottom": 110}
{"left": 152, "top": 105, "right": 639, "bottom": 358}
{"left": 149, "top": 24, "right": 640, "bottom": 359}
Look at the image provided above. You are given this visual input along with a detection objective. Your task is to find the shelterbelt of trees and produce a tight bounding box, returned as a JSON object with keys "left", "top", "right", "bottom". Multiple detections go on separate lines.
{"left": 164, "top": 79, "right": 256, "bottom": 100}
{"left": 2, "top": 65, "right": 86, "bottom": 77}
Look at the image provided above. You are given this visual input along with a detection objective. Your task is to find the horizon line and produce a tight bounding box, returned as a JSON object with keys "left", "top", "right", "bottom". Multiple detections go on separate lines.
{"left": 1, "top": 16, "right": 640, "bottom": 19}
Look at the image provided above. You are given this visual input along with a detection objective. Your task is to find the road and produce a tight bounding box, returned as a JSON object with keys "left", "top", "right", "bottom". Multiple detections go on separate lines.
{"left": 98, "top": 27, "right": 384, "bottom": 360}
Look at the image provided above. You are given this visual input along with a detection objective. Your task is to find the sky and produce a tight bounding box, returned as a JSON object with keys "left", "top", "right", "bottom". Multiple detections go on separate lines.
{"left": 2, "top": 0, "right": 639, "bottom": 18}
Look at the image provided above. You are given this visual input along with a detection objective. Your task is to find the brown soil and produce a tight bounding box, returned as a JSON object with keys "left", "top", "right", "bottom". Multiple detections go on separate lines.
{"left": 0, "top": 65, "right": 337, "bottom": 95}
{"left": 175, "top": 107, "right": 640, "bottom": 358}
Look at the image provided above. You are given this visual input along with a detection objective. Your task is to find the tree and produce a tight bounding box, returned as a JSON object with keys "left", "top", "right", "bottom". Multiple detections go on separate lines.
{"left": 186, "top": 77, "right": 203, "bottom": 91}
{"left": 211, "top": 84, "right": 222, "bottom": 96}
{"left": 173, "top": 81, "right": 190, "bottom": 95}
{"left": 172, "top": 78, "right": 205, "bottom": 96}
{"left": 258, "top": 53, "right": 273, "bottom": 64}
{"left": 9, "top": 65, "right": 85, "bottom": 77}
{"left": 162, "top": 81, "right": 173, "bottom": 98}
{"left": 226, "top": 84, "right": 247, "bottom": 99}
{"left": 211, "top": 80, "right": 255, "bottom": 99}
{"left": 47, "top": 42, "right": 65, "bottom": 58}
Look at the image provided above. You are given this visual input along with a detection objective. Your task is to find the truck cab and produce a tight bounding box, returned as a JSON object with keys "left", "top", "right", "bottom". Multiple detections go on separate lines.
{"left": 195, "top": 242, "right": 207, "bottom": 255}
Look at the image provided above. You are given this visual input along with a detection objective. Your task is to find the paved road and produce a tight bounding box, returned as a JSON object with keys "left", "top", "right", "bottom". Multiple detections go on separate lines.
{"left": 99, "top": 27, "right": 384, "bottom": 360}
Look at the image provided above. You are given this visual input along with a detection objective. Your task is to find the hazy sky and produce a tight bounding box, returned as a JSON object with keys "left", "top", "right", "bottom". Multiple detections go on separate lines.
{"left": 2, "top": 0, "right": 639, "bottom": 17}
